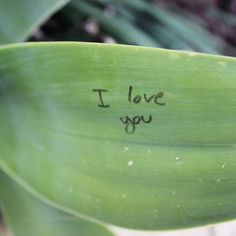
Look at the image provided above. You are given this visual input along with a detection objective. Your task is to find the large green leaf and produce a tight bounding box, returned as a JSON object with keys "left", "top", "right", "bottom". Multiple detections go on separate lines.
{"left": 0, "top": 170, "right": 114, "bottom": 236}
{"left": 0, "top": 42, "right": 236, "bottom": 230}
{"left": 0, "top": 0, "right": 70, "bottom": 44}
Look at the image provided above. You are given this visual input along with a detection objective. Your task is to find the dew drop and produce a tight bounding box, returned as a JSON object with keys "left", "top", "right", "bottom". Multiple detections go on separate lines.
{"left": 170, "top": 53, "right": 180, "bottom": 59}
{"left": 221, "top": 163, "right": 226, "bottom": 169}
{"left": 188, "top": 51, "right": 197, "bottom": 57}
{"left": 218, "top": 61, "right": 226, "bottom": 67}
{"left": 128, "top": 160, "right": 134, "bottom": 167}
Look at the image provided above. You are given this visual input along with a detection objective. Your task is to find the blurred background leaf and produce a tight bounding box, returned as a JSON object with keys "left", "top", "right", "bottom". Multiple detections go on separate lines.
{"left": 0, "top": 0, "right": 70, "bottom": 44}
{"left": 1, "top": 0, "right": 236, "bottom": 54}
{"left": 29, "top": 0, "right": 236, "bottom": 56}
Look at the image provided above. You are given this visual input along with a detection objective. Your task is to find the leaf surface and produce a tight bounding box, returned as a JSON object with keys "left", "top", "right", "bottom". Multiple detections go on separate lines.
{"left": 0, "top": 42, "right": 236, "bottom": 230}
{"left": 0, "top": 170, "right": 114, "bottom": 236}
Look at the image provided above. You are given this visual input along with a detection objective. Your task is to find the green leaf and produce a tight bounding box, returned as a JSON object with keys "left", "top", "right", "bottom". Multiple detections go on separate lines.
{"left": 0, "top": 170, "right": 114, "bottom": 236}
{"left": 0, "top": 0, "right": 70, "bottom": 44}
{"left": 71, "top": 1, "right": 160, "bottom": 47}
{"left": 122, "top": 0, "right": 222, "bottom": 53}
{"left": 71, "top": 0, "right": 212, "bottom": 51}
{"left": 0, "top": 42, "right": 236, "bottom": 230}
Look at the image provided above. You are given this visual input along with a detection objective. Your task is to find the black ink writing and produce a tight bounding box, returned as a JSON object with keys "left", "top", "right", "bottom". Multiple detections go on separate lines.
{"left": 128, "top": 86, "right": 165, "bottom": 105}
{"left": 120, "top": 114, "right": 152, "bottom": 134}
{"left": 92, "top": 89, "right": 110, "bottom": 108}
